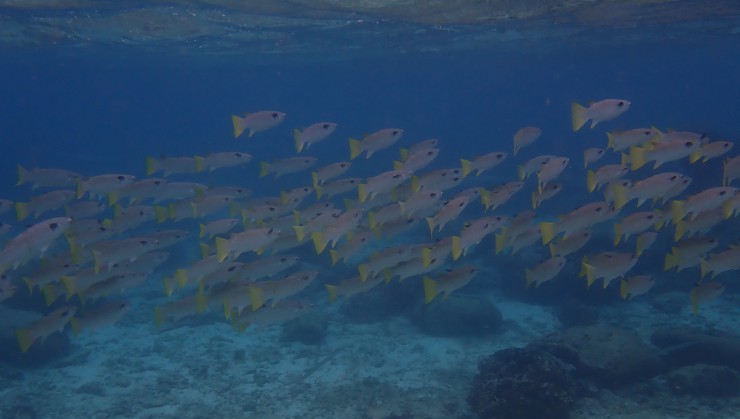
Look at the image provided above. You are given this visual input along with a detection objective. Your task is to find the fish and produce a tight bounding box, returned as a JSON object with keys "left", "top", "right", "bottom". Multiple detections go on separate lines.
{"left": 349, "top": 128, "right": 404, "bottom": 159}
{"left": 329, "top": 229, "right": 373, "bottom": 266}
{"left": 613, "top": 172, "right": 691, "bottom": 210}
{"left": 199, "top": 218, "right": 240, "bottom": 239}
{"left": 423, "top": 265, "right": 478, "bottom": 303}
{"left": 292, "top": 208, "right": 343, "bottom": 242}
{"left": 194, "top": 152, "right": 253, "bottom": 172}
{"left": 540, "top": 201, "right": 616, "bottom": 244}
{"left": 690, "top": 281, "right": 725, "bottom": 315}
{"left": 311, "top": 162, "right": 352, "bottom": 188}
{"left": 481, "top": 181, "right": 524, "bottom": 211}
{"left": 700, "top": 245, "right": 740, "bottom": 279}
{"left": 425, "top": 196, "right": 471, "bottom": 235}
{"left": 214, "top": 227, "right": 280, "bottom": 262}
{"left": 15, "top": 190, "right": 76, "bottom": 221}
{"left": 671, "top": 187, "right": 737, "bottom": 221}
{"left": 495, "top": 224, "right": 541, "bottom": 255}
{"left": 248, "top": 271, "right": 319, "bottom": 310}
{"left": 102, "top": 205, "right": 157, "bottom": 235}
{"left": 532, "top": 183, "right": 563, "bottom": 209}
{"left": 620, "top": 275, "right": 655, "bottom": 300}
{"left": 325, "top": 275, "right": 385, "bottom": 304}
{"left": 316, "top": 177, "right": 362, "bottom": 199}
{"left": 586, "top": 164, "right": 629, "bottom": 193}
{"left": 69, "top": 301, "right": 132, "bottom": 335}
{"left": 367, "top": 203, "right": 404, "bottom": 230}
{"left": 580, "top": 252, "right": 638, "bottom": 288}
{"left": 525, "top": 256, "right": 566, "bottom": 288}
{"left": 145, "top": 156, "right": 197, "bottom": 176}
{"left": 606, "top": 127, "right": 662, "bottom": 151}
{"left": 16, "top": 165, "right": 81, "bottom": 189}
{"left": 723, "top": 192, "right": 740, "bottom": 218}
{"left": 613, "top": 210, "right": 663, "bottom": 245}
{"left": 0, "top": 217, "right": 72, "bottom": 272}
{"left": 549, "top": 229, "right": 591, "bottom": 257}
{"left": 358, "top": 170, "right": 411, "bottom": 203}
{"left": 664, "top": 237, "right": 719, "bottom": 272}
{"left": 583, "top": 148, "right": 605, "bottom": 168}
{"left": 537, "top": 156, "right": 569, "bottom": 193}
{"left": 460, "top": 151, "right": 507, "bottom": 177}
{"left": 394, "top": 148, "right": 440, "bottom": 174}
{"left": 571, "top": 99, "right": 631, "bottom": 131}
{"left": 411, "top": 168, "right": 464, "bottom": 193}
{"left": 399, "top": 139, "right": 439, "bottom": 161}
{"left": 78, "top": 272, "right": 149, "bottom": 304}
{"left": 398, "top": 190, "right": 443, "bottom": 217}
{"left": 626, "top": 139, "right": 701, "bottom": 171}
{"left": 513, "top": 127, "right": 541, "bottom": 155}
{"left": 723, "top": 155, "right": 740, "bottom": 186}
{"left": 388, "top": 255, "right": 446, "bottom": 283}
{"left": 232, "top": 300, "right": 314, "bottom": 332}
{"left": 310, "top": 208, "right": 365, "bottom": 254}
{"left": 65, "top": 200, "right": 107, "bottom": 218}
{"left": 231, "top": 110, "right": 286, "bottom": 138}
{"left": 518, "top": 155, "right": 554, "bottom": 180}
{"left": 357, "top": 245, "right": 415, "bottom": 281}
{"left": 77, "top": 174, "right": 136, "bottom": 200}
{"left": 689, "top": 140, "right": 733, "bottom": 163}
{"left": 259, "top": 157, "right": 318, "bottom": 178}
{"left": 15, "top": 306, "right": 77, "bottom": 352}
{"left": 451, "top": 215, "right": 508, "bottom": 260}
{"left": 154, "top": 295, "right": 201, "bottom": 327}
{"left": 89, "top": 236, "right": 162, "bottom": 273}
{"left": 294, "top": 122, "right": 338, "bottom": 152}
{"left": 635, "top": 231, "right": 659, "bottom": 257}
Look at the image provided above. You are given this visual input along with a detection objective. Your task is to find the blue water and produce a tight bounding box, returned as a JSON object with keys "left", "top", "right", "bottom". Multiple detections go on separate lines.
{"left": 0, "top": 11, "right": 739, "bottom": 419}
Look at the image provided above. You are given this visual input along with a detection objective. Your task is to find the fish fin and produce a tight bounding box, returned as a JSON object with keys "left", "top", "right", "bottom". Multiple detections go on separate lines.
{"left": 367, "top": 212, "right": 377, "bottom": 229}
{"left": 198, "top": 224, "right": 207, "bottom": 239}
{"left": 358, "top": 184, "right": 368, "bottom": 203}
{"left": 583, "top": 263, "right": 596, "bottom": 288}
{"left": 422, "top": 276, "right": 437, "bottom": 304}
{"left": 548, "top": 243, "right": 557, "bottom": 258}
{"left": 293, "top": 129, "right": 303, "bottom": 153}
{"left": 259, "top": 162, "right": 270, "bottom": 178}
{"left": 194, "top": 292, "right": 209, "bottom": 313}
{"left": 231, "top": 115, "right": 245, "bottom": 138}
{"left": 421, "top": 248, "right": 432, "bottom": 268}
{"left": 311, "top": 232, "right": 327, "bottom": 254}
{"left": 60, "top": 275, "right": 76, "bottom": 298}
{"left": 663, "top": 252, "right": 675, "bottom": 271}
{"left": 613, "top": 223, "right": 622, "bottom": 246}
{"left": 570, "top": 102, "right": 588, "bottom": 131}
{"left": 41, "top": 284, "right": 58, "bottom": 306}
{"left": 525, "top": 269, "right": 534, "bottom": 288}
{"left": 175, "top": 269, "right": 189, "bottom": 288}
{"left": 199, "top": 243, "right": 211, "bottom": 259}
{"left": 145, "top": 156, "right": 158, "bottom": 176}
{"left": 358, "top": 264, "right": 369, "bottom": 282}
{"left": 699, "top": 259, "right": 709, "bottom": 279}
{"left": 15, "top": 328, "right": 33, "bottom": 353}
{"left": 606, "top": 132, "right": 615, "bottom": 149}
{"left": 516, "top": 165, "right": 525, "bottom": 181}
{"left": 425, "top": 217, "right": 435, "bottom": 237}
{"left": 311, "top": 172, "right": 320, "bottom": 190}
{"left": 722, "top": 200, "right": 735, "bottom": 219}
{"left": 154, "top": 307, "right": 166, "bottom": 328}
{"left": 620, "top": 279, "right": 629, "bottom": 299}
{"left": 154, "top": 206, "right": 169, "bottom": 223}
{"left": 494, "top": 233, "right": 506, "bottom": 255}
{"left": 329, "top": 250, "right": 340, "bottom": 266}
{"left": 671, "top": 200, "right": 685, "bottom": 222}
{"left": 16, "top": 164, "right": 27, "bottom": 186}
{"left": 586, "top": 170, "right": 597, "bottom": 193}
{"left": 531, "top": 191, "right": 538, "bottom": 209}
{"left": 689, "top": 150, "right": 703, "bottom": 164}
{"left": 348, "top": 138, "right": 362, "bottom": 160}
{"left": 613, "top": 184, "right": 630, "bottom": 210}
{"left": 393, "top": 161, "right": 403, "bottom": 171}
{"left": 69, "top": 317, "right": 82, "bottom": 336}
{"left": 162, "top": 277, "right": 175, "bottom": 296}
{"left": 673, "top": 221, "right": 685, "bottom": 241}
{"left": 76, "top": 178, "right": 85, "bottom": 199}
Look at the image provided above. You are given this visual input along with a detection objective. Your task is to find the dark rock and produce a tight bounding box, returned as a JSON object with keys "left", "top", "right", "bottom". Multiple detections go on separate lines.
{"left": 409, "top": 296, "right": 503, "bottom": 337}
{"left": 280, "top": 312, "right": 328, "bottom": 345}
{"left": 467, "top": 347, "right": 579, "bottom": 419}
{"left": 539, "top": 325, "right": 663, "bottom": 387}
{"left": 666, "top": 364, "right": 740, "bottom": 397}
{"left": 651, "top": 327, "right": 740, "bottom": 371}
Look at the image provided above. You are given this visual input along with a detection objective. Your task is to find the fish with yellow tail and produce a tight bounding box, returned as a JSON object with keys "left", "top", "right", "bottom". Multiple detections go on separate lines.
{"left": 583, "top": 148, "right": 605, "bottom": 168}
{"left": 613, "top": 210, "right": 663, "bottom": 246}
{"left": 214, "top": 227, "right": 280, "bottom": 262}
{"left": 15, "top": 306, "right": 76, "bottom": 352}
{"left": 620, "top": 275, "right": 654, "bottom": 300}
{"left": 451, "top": 215, "right": 508, "bottom": 260}
{"left": 293, "top": 122, "right": 337, "bottom": 152}
{"left": 689, "top": 140, "right": 733, "bottom": 164}
{"left": 325, "top": 275, "right": 385, "bottom": 304}
{"left": 539, "top": 201, "right": 616, "bottom": 245}
{"left": 425, "top": 196, "right": 470, "bottom": 236}
{"left": 231, "top": 110, "right": 286, "bottom": 138}
{"left": 70, "top": 301, "right": 131, "bottom": 335}
{"left": 525, "top": 256, "right": 566, "bottom": 288}
{"left": 700, "top": 245, "right": 740, "bottom": 279}
{"left": 513, "top": 126, "right": 541, "bottom": 155}
{"left": 348, "top": 128, "right": 404, "bottom": 159}
{"left": 423, "top": 265, "right": 478, "bottom": 303}
{"left": 580, "top": 252, "right": 638, "bottom": 289}
{"left": 248, "top": 271, "right": 319, "bottom": 311}
{"left": 571, "top": 99, "right": 630, "bottom": 131}
{"left": 460, "top": 151, "right": 507, "bottom": 177}
{"left": 690, "top": 282, "right": 725, "bottom": 316}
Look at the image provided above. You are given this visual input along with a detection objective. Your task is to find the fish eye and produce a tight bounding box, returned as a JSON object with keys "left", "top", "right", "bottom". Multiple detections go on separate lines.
{"left": 670, "top": 175, "right": 677, "bottom": 180}
{"left": 269, "top": 207, "right": 275, "bottom": 211}
{"left": 595, "top": 207, "right": 602, "bottom": 212}
{"left": 393, "top": 174, "right": 400, "bottom": 178}
{"left": 617, "top": 101, "right": 624, "bottom": 107}
{"left": 271, "top": 113, "right": 279, "bottom": 118}
{"left": 427, "top": 150, "right": 434, "bottom": 155}
{"left": 340, "top": 163, "right": 346, "bottom": 167}
{"left": 228, "top": 266, "right": 237, "bottom": 272}
{"left": 140, "top": 240, "right": 148, "bottom": 244}
{"left": 268, "top": 228, "right": 274, "bottom": 234}
{"left": 497, "top": 153, "right": 504, "bottom": 158}
{"left": 392, "top": 130, "right": 399, "bottom": 135}
{"left": 644, "top": 131, "right": 651, "bottom": 135}
{"left": 685, "top": 141, "right": 694, "bottom": 147}
{"left": 647, "top": 215, "right": 654, "bottom": 219}
{"left": 350, "top": 180, "right": 356, "bottom": 184}
{"left": 117, "top": 175, "right": 125, "bottom": 181}
{"left": 322, "top": 123, "right": 330, "bottom": 129}
{"left": 49, "top": 223, "right": 59, "bottom": 230}
{"left": 119, "top": 303, "right": 127, "bottom": 308}
{"left": 235, "top": 153, "right": 242, "bottom": 157}
{"left": 719, "top": 190, "right": 727, "bottom": 195}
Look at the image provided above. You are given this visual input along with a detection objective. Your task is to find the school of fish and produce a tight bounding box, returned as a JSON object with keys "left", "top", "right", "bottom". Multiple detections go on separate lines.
{"left": 1, "top": 100, "right": 738, "bottom": 353}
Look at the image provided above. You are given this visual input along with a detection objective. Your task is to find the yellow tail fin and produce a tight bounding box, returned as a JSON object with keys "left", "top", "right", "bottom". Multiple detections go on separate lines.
{"left": 422, "top": 276, "right": 437, "bottom": 304}
{"left": 570, "top": 102, "right": 588, "bottom": 131}
{"left": 194, "top": 155, "right": 205, "bottom": 172}
{"left": 294, "top": 128, "right": 303, "bottom": 152}
{"left": 248, "top": 285, "right": 265, "bottom": 311}
{"left": 451, "top": 236, "right": 463, "bottom": 261}
{"left": 14, "top": 202, "right": 28, "bottom": 221}
{"left": 460, "top": 159, "right": 474, "bottom": 177}
{"left": 348, "top": 138, "right": 362, "bottom": 160}
{"left": 629, "top": 146, "right": 647, "bottom": 171}
{"left": 145, "top": 156, "right": 158, "bottom": 176}
{"left": 620, "top": 279, "right": 630, "bottom": 299}
{"left": 231, "top": 115, "right": 245, "bottom": 138}
{"left": 15, "top": 328, "right": 34, "bottom": 353}
{"left": 215, "top": 237, "right": 230, "bottom": 262}
{"left": 325, "top": 284, "right": 338, "bottom": 304}
{"left": 259, "top": 162, "right": 271, "bottom": 178}
{"left": 539, "top": 222, "right": 557, "bottom": 245}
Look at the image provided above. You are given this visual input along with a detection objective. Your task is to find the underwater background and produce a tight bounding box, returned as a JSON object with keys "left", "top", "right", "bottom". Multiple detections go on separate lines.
{"left": 0, "top": 1, "right": 739, "bottom": 418}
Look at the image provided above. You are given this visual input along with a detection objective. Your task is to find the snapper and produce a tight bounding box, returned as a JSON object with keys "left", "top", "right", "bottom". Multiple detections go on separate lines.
{"left": 571, "top": 99, "right": 631, "bottom": 131}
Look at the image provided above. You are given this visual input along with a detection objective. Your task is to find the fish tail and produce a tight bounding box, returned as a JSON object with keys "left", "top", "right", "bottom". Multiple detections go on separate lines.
{"left": 358, "top": 184, "right": 368, "bottom": 203}
{"left": 451, "top": 236, "right": 463, "bottom": 261}
{"left": 174, "top": 269, "right": 189, "bottom": 288}
{"left": 15, "top": 328, "right": 34, "bottom": 353}
{"left": 539, "top": 222, "right": 557, "bottom": 245}
{"left": 311, "top": 232, "right": 327, "bottom": 254}
{"left": 586, "top": 170, "right": 597, "bottom": 193}
{"left": 23, "top": 276, "right": 35, "bottom": 295}
{"left": 392, "top": 161, "right": 403, "bottom": 171}
{"left": 531, "top": 191, "right": 538, "bottom": 209}
{"left": 60, "top": 275, "right": 76, "bottom": 299}
{"left": 399, "top": 148, "right": 409, "bottom": 161}
{"left": 315, "top": 185, "right": 323, "bottom": 199}
{"left": 494, "top": 233, "right": 506, "bottom": 255}
{"left": 411, "top": 176, "right": 421, "bottom": 193}
{"left": 293, "top": 129, "right": 303, "bottom": 152}
{"left": 628, "top": 146, "right": 647, "bottom": 171}
{"left": 311, "top": 172, "right": 320, "bottom": 190}
{"left": 194, "top": 155, "right": 205, "bottom": 172}
{"left": 620, "top": 279, "right": 629, "bottom": 299}
{"left": 613, "top": 184, "right": 630, "bottom": 210}
{"left": 325, "top": 284, "right": 338, "bottom": 304}
{"left": 570, "top": 102, "right": 588, "bottom": 131}
{"left": 75, "top": 178, "right": 85, "bottom": 199}
{"left": 358, "top": 264, "right": 369, "bottom": 282}
{"left": 421, "top": 248, "right": 433, "bottom": 268}
{"left": 525, "top": 269, "right": 534, "bottom": 288}
{"left": 673, "top": 221, "right": 685, "bottom": 241}
{"left": 14, "top": 202, "right": 28, "bottom": 221}
{"left": 663, "top": 252, "right": 675, "bottom": 271}
{"left": 194, "top": 291, "right": 209, "bottom": 313}
{"left": 688, "top": 150, "right": 703, "bottom": 164}
{"left": 259, "top": 162, "right": 270, "bottom": 178}
{"left": 41, "top": 284, "right": 58, "bottom": 306}
{"left": 548, "top": 243, "right": 557, "bottom": 258}
{"left": 348, "top": 138, "right": 362, "bottom": 160}
{"left": 613, "top": 223, "right": 622, "bottom": 246}
{"left": 722, "top": 200, "right": 735, "bottom": 219}
{"left": 215, "top": 237, "right": 229, "bottom": 262}
{"left": 584, "top": 263, "right": 596, "bottom": 288}
{"left": 198, "top": 224, "right": 206, "bottom": 239}
{"left": 154, "top": 205, "right": 169, "bottom": 223}
{"left": 700, "top": 259, "right": 709, "bottom": 279}
{"left": 671, "top": 200, "right": 686, "bottom": 222}
{"left": 154, "top": 307, "right": 166, "bottom": 328}
{"left": 231, "top": 115, "right": 246, "bottom": 138}
{"left": 293, "top": 226, "right": 306, "bottom": 242}
{"left": 425, "top": 217, "right": 435, "bottom": 237}
{"left": 16, "top": 164, "right": 27, "bottom": 186}
{"left": 329, "top": 250, "right": 340, "bottom": 266}
{"left": 367, "top": 212, "right": 379, "bottom": 230}
{"left": 690, "top": 289, "right": 700, "bottom": 316}
{"left": 460, "top": 159, "right": 473, "bottom": 177}
{"left": 422, "top": 276, "right": 437, "bottom": 304}
{"left": 516, "top": 165, "right": 525, "bottom": 181}
{"left": 248, "top": 285, "right": 264, "bottom": 311}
